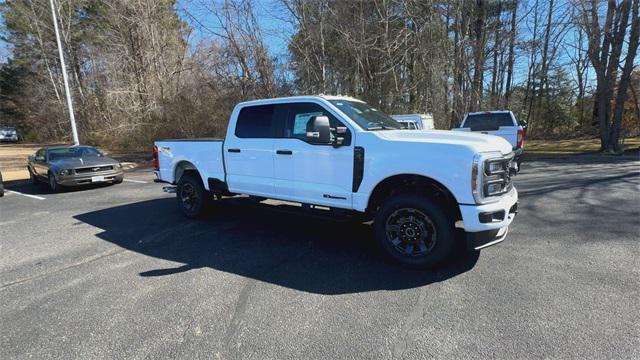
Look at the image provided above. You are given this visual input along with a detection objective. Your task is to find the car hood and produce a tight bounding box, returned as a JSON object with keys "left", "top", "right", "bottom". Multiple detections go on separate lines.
{"left": 375, "top": 129, "right": 513, "bottom": 155}
{"left": 49, "top": 157, "right": 120, "bottom": 169}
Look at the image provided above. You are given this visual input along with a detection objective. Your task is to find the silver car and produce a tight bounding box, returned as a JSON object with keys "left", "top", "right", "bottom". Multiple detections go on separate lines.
{"left": 27, "top": 145, "right": 124, "bottom": 191}
{"left": 0, "top": 127, "right": 19, "bottom": 142}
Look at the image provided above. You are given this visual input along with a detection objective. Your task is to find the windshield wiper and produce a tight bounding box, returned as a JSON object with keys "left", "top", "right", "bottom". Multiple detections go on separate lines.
{"left": 368, "top": 125, "right": 400, "bottom": 130}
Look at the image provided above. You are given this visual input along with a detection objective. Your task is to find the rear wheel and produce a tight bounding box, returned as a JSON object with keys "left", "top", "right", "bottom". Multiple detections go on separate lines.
{"left": 176, "top": 174, "right": 210, "bottom": 218}
{"left": 373, "top": 194, "right": 455, "bottom": 269}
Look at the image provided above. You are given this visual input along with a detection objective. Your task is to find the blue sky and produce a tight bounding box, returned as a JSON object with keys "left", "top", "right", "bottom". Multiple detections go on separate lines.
{"left": 176, "top": 0, "right": 294, "bottom": 58}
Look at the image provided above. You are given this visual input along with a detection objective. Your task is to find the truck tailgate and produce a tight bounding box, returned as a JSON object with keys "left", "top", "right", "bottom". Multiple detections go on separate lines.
{"left": 155, "top": 139, "right": 225, "bottom": 189}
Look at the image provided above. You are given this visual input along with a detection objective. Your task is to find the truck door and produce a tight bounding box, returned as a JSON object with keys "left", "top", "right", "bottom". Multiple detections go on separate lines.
{"left": 224, "top": 104, "right": 276, "bottom": 197}
{"left": 272, "top": 102, "right": 354, "bottom": 209}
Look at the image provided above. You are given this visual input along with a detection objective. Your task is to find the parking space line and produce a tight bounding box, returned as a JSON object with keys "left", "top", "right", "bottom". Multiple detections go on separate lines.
{"left": 123, "top": 179, "right": 148, "bottom": 184}
{"left": 5, "top": 190, "right": 46, "bottom": 200}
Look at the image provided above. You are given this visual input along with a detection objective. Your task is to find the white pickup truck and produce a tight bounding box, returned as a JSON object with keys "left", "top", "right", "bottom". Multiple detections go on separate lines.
{"left": 154, "top": 96, "right": 518, "bottom": 268}
{"left": 453, "top": 111, "right": 525, "bottom": 169}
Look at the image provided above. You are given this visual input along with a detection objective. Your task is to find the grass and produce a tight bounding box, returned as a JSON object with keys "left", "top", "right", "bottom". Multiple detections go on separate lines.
{"left": 525, "top": 136, "right": 640, "bottom": 154}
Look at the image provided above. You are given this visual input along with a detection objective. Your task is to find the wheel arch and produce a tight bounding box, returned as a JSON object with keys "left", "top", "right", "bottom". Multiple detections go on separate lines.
{"left": 173, "top": 160, "right": 199, "bottom": 184}
{"left": 367, "top": 174, "right": 461, "bottom": 222}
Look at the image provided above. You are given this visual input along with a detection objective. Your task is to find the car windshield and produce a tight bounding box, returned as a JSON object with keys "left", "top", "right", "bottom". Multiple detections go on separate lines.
{"left": 328, "top": 100, "right": 401, "bottom": 130}
{"left": 48, "top": 147, "right": 103, "bottom": 161}
{"left": 1, "top": 127, "right": 16, "bottom": 132}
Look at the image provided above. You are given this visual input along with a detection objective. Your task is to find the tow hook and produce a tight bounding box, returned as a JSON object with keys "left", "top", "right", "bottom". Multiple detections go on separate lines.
{"left": 163, "top": 186, "right": 176, "bottom": 193}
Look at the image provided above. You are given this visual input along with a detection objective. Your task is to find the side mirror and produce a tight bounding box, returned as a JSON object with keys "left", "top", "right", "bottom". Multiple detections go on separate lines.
{"left": 35, "top": 156, "right": 45, "bottom": 162}
{"left": 518, "top": 120, "right": 528, "bottom": 129}
{"left": 306, "top": 116, "right": 331, "bottom": 144}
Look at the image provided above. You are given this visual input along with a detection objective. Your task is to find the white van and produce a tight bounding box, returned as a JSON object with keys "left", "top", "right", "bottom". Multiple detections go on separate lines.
{"left": 391, "top": 114, "right": 434, "bottom": 130}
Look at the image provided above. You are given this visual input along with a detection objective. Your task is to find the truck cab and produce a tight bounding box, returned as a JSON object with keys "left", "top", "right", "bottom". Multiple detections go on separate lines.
{"left": 154, "top": 96, "right": 519, "bottom": 269}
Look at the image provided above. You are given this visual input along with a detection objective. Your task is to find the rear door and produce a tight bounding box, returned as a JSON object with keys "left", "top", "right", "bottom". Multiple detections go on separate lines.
{"left": 461, "top": 112, "right": 518, "bottom": 147}
{"left": 224, "top": 104, "right": 277, "bottom": 197}
{"left": 272, "top": 102, "right": 354, "bottom": 208}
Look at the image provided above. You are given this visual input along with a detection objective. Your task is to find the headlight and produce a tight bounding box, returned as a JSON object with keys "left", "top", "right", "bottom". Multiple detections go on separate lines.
{"left": 485, "top": 160, "right": 506, "bottom": 175}
{"left": 472, "top": 152, "right": 513, "bottom": 204}
{"left": 59, "top": 169, "right": 73, "bottom": 176}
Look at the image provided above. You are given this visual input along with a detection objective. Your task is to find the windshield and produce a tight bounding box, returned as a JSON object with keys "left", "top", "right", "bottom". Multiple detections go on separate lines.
{"left": 328, "top": 100, "right": 401, "bottom": 130}
{"left": 1, "top": 127, "right": 16, "bottom": 132}
{"left": 48, "top": 147, "right": 103, "bottom": 160}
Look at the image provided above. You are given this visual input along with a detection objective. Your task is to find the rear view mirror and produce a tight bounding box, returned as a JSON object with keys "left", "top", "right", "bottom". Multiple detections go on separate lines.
{"left": 306, "top": 116, "right": 331, "bottom": 144}
{"left": 518, "top": 120, "right": 528, "bottom": 129}
{"left": 35, "top": 156, "right": 45, "bottom": 162}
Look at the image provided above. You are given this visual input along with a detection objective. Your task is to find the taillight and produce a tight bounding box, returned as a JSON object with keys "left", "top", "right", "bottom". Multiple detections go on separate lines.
{"left": 517, "top": 129, "right": 525, "bottom": 149}
{"left": 152, "top": 145, "right": 159, "bottom": 171}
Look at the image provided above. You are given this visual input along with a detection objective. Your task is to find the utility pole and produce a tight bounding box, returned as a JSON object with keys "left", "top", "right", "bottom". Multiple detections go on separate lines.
{"left": 49, "top": 0, "right": 79, "bottom": 145}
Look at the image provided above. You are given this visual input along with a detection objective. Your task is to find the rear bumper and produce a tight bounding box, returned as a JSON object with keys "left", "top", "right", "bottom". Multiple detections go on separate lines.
{"left": 58, "top": 171, "right": 124, "bottom": 186}
{"left": 153, "top": 170, "right": 170, "bottom": 183}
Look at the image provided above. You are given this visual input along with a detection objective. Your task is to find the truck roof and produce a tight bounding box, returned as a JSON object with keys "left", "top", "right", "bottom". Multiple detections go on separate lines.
{"left": 466, "top": 110, "right": 512, "bottom": 115}
{"left": 237, "top": 95, "right": 364, "bottom": 107}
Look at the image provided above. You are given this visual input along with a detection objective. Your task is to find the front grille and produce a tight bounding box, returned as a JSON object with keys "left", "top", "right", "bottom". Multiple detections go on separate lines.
{"left": 75, "top": 165, "right": 114, "bottom": 174}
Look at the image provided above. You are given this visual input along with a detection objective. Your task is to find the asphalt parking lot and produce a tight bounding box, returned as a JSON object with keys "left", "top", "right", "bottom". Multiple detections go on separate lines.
{"left": 1, "top": 155, "right": 639, "bottom": 359}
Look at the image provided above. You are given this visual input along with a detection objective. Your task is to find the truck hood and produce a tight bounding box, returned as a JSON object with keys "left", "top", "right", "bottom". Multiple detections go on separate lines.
{"left": 375, "top": 130, "right": 513, "bottom": 155}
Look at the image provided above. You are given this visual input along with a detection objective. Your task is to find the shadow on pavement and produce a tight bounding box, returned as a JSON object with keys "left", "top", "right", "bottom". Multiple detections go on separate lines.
{"left": 74, "top": 197, "right": 479, "bottom": 295}
{"left": 4, "top": 179, "right": 117, "bottom": 195}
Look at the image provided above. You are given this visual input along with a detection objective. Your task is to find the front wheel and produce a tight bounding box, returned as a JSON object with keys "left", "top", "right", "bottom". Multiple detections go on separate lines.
{"left": 176, "top": 174, "right": 210, "bottom": 218}
{"left": 29, "top": 167, "right": 39, "bottom": 185}
{"left": 48, "top": 172, "right": 60, "bottom": 192}
{"left": 373, "top": 194, "right": 455, "bottom": 269}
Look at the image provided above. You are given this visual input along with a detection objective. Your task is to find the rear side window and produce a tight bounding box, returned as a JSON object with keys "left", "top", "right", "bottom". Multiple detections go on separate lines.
{"left": 235, "top": 105, "right": 276, "bottom": 138}
{"left": 463, "top": 113, "right": 514, "bottom": 131}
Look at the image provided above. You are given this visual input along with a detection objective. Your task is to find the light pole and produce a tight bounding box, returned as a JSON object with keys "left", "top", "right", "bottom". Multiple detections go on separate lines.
{"left": 49, "top": 0, "right": 79, "bottom": 145}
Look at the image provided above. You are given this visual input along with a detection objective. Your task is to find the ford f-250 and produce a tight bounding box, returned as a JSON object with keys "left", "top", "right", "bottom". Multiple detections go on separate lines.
{"left": 154, "top": 96, "right": 519, "bottom": 268}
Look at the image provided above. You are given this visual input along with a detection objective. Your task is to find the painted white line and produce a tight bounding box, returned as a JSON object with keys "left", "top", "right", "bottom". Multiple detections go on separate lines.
{"left": 5, "top": 190, "right": 46, "bottom": 200}
{"left": 123, "top": 179, "right": 148, "bottom": 184}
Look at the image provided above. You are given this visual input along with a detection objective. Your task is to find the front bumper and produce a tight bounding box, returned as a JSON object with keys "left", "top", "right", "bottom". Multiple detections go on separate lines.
{"left": 57, "top": 171, "right": 124, "bottom": 186}
{"left": 459, "top": 187, "right": 518, "bottom": 249}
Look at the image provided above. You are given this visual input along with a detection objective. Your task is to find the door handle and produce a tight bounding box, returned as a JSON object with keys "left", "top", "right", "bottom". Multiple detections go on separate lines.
{"left": 276, "top": 150, "right": 293, "bottom": 155}
{"left": 227, "top": 148, "right": 241, "bottom": 153}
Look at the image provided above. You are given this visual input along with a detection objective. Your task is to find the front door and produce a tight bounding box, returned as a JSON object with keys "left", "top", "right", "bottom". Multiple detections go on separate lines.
{"left": 33, "top": 149, "right": 48, "bottom": 178}
{"left": 272, "top": 102, "right": 354, "bottom": 209}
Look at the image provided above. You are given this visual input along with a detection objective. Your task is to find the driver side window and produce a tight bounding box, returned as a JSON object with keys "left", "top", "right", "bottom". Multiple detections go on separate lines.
{"left": 280, "top": 103, "right": 351, "bottom": 145}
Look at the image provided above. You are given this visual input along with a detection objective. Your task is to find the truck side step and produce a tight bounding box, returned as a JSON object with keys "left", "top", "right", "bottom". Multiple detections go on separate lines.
{"left": 163, "top": 186, "right": 177, "bottom": 193}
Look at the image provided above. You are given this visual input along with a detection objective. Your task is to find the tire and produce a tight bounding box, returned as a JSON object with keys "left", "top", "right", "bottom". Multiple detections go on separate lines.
{"left": 176, "top": 174, "right": 210, "bottom": 218}
{"left": 0, "top": 173, "right": 4, "bottom": 198}
{"left": 373, "top": 194, "right": 455, "bottom": 269}
{"left": 48, "top": 172, "right": 60, "bottom": 192}
{"left": 113, "top": 176, "right": 123, "bottom": 184}
{"left": 29, "top": 167, "right": 39, "bottom": 185}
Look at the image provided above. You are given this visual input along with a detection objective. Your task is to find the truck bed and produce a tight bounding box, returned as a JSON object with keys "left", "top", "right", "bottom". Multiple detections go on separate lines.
{"left": 155, "top": 139, "right": 225, "bottom": 189}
